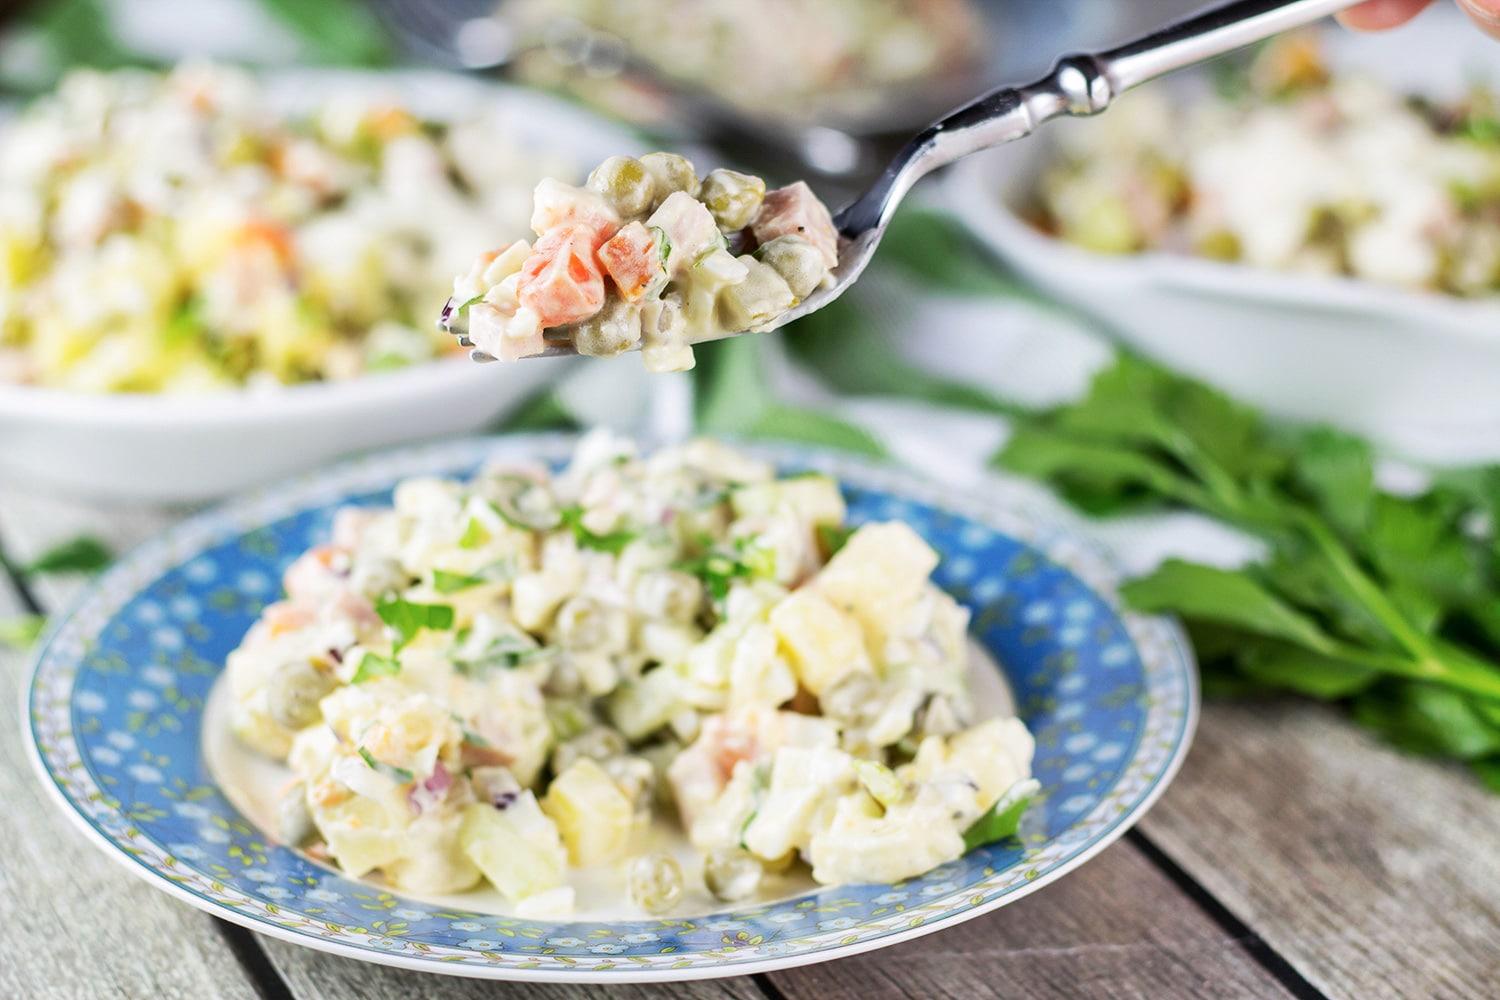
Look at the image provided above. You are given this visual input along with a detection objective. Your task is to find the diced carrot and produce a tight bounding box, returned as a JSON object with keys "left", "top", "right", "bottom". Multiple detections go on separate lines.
{"left": 597, "top": 221, "right": 663, "bottom": 302}
{"left": 751, "top": 181, "right": 839, "bottom": 267}
{"left": 517, "top": 226, "right": 607, "bottom": 327}
{"left": 235, "top": 219, "right": 296, "bottom": 269}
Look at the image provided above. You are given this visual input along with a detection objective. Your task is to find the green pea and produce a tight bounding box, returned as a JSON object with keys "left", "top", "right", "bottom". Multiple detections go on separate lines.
{"left": 570, "top": 297, "right": 642, "bottom": 357}
{"left": 756, "top": 235, "right": 827, "bottom": 299}
{"left": 639, "top": 152, "right": 700, "bottom": 209}
{"left": 699, "top": 168, "right": 766, "bottom": 230}
{"left": 587, "top": 156, "right": 655, "bottom": 218}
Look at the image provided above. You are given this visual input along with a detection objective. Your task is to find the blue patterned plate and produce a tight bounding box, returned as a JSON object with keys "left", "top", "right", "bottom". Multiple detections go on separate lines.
{"left": 24, "top": 435, "right": 1197, "bottom": 983}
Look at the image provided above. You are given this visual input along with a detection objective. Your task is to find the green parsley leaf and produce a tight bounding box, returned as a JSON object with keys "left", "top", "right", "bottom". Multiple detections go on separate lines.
{"left": 454, "top": 637, "right": 556, "bottom": 678}
{"left": 433, "top": 570, "right": 484, "bottom": 594}
{"left": 375, "top": 596, "right": 455, "bottom": 652}
{"left": 357, "top": 747, "right": 415, "bottom": 784}
{"left": 962, "top": 778, "right": 1040, "bottom": 852}
{"left": 350, "top": 651, "right": 401, "bottom": 684}
{"left": 816, "top": 523, "right": 855, "bottom": 557}
{"left": 24, "top": 536, "right": 112, "bottom": 576}
{"left": 559, "top": 506, "right": 637, "bottom": 554}
{"left": 650, "top": 225, "right": 671, "bottom": 265}
{"left": 458, "top": 517, "right": 490, "bottom": 549}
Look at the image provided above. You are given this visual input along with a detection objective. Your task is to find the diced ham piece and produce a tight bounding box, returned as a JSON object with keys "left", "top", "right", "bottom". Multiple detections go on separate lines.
{"left": 261, "top": 601, "right": 316, "bottom": 639}
{"left": 751, "top": 181, "right": 839, "bottom": 267}
{"left": 598, "top": 221, "right": 664, "bottom": 302}
{"left": 648, "top": 191, "right": 721, "bottom": 273}
{"left": 469, "top": 300, "right": 546, "bottom": 362}
{"left": 282, "top": 544, "right": 348, "bottom": 602}
{"left": 530, "top": 178, "right": 620, "bottom": 245}
{"left": 517, "top": 226, "right": 608, "bottom": 328}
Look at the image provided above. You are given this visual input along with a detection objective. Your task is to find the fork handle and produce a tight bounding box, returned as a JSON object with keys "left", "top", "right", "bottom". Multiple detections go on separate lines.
{"left": 842, "top": 0, "right": 1358, "bottom": 235}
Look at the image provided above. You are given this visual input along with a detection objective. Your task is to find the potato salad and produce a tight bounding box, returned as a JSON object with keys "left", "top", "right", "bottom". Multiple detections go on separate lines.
{"left": 226, "top": 435, "right": 1037, "bottom": 914}
{"left": 0, "top": 64, "right": 566, "bottom": 393}
{"left": 1032, "top": 38, "right": 1500, "bottom": 296}
{"left": 449, "top": 154, "right": 838, "bottom": 372}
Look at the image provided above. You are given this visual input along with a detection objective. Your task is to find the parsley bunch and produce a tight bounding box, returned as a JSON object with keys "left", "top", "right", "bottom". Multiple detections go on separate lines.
{"left": 997, "top": 355, "right": 1500, "bottom": 790}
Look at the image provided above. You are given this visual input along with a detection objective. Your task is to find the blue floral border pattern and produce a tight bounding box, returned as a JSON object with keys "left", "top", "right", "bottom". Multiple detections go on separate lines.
{"left": 26, "top": 435, "right": 1197, "bottom": 981}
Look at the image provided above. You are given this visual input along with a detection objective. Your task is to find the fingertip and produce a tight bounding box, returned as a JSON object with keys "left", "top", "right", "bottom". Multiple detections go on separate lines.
{"left": 1336, "top": 0, "right": 1434, "bottom": 32}
{"left": 1457, "top": 0, "right": 1500, "bottom": 40}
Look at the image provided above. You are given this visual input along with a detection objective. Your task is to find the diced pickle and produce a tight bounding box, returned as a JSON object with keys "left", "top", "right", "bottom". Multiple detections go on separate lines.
{"left": 266, "top": 660, "right": 337, "bottom": 730}
{"left": 718, "top": 258, "right": 795, "bottom": 331}
{"left": 699, "top": 169, "right": 766, "bottom": 230}
{"left": 756, "top": 235, "right": 826, "bottom": 299}
{"left": 640, "top": 152, "right": 700, "bottom": 209}
{"left": 587, "top": 156, "right": 655, "bottom": 218}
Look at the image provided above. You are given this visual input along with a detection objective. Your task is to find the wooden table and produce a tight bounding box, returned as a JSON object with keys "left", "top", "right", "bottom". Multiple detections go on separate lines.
{"left": 3, "top": 487, "right": 1497, "bottom": 1000}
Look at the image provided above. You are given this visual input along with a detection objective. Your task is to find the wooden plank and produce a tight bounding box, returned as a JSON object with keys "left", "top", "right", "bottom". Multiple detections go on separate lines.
{"left": 766, "top": 841, "right": 1295, "bottom": 1000}
{"left": 0, "top": 578, "right": 263, "bottom": 1000}
{"left": 260, "top": 937, "right": 767, "bottom": 999}
{"left": 1140, "top": 699, "right": 1500, "bottom": 1000}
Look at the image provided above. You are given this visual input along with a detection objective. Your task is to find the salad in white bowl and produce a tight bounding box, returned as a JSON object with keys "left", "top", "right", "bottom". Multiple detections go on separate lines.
{"left": 0, "top": 64, "right": 640, "bottom": 500}
{"left": 945, "top": 13, "right": 1500, "bottom": 466}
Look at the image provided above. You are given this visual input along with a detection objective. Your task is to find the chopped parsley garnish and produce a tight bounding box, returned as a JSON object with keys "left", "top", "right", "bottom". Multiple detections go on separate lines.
{"left": 431, "top": 559, "right": 516, "bottom": 594}
{"left": 350, "top": 651, "right": 401, "bottom": 684}
{"left": 961, "top": 779, "right": 1039, "bottom": 851}
{"left": 816, "top": 523, "right": 855, "bottom": 557}
{"left": 650, "top": 225, "right": 671, "bottom": 264}
{"left": 455, "top": 293, "right": 484, "bottom": 316}
{"left": 559, "top": 506, "right": 637, "bottom": 554}
{"left": 458, "top": 517, "right": 490, "bottom": 549}
{"left": 375, "top": 596, "right": 455, "bottom": 652}
{"left": 357, "top": 747, "right": 415, "bottom": 784}
{"left": 454, "top": 636, "right": 556, "bottom": 678}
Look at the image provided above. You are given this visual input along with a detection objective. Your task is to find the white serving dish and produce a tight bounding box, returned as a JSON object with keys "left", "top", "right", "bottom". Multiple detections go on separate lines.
{"left": 943, "top": 11, "right": 1500, "bottom": 466}
{"left": 0, "top": 72, "right": 641, "bottom": 503}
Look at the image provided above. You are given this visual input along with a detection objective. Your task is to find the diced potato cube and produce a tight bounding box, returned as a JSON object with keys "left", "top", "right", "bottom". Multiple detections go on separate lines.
{"left": 768, "top": 589, "right": 873, "bottom": 696}
{"left": 815, "top": 522, "right": 938, "bottom": 625}
{"left": 458, "top": 795, "right": 567, "bottom": 903}
{"left": 718, "top": 257, "right": 794, "bottom": 331}
{"left": 808, "top": 786, "right": 965, "bottom": 885}
{"left": 542, "top": 758, "right": 638, "bottom": 865}
{"left": 315, "top": 796, "right": 403, "bottom": 878}
{"left": 742, "top": 745, "right": 855, "bottom": 861}
{"left": 731, "top": 474, "right": 846, "bottom": 525}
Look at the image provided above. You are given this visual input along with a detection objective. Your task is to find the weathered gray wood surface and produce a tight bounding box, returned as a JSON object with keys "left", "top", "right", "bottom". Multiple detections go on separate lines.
{"left": 3, "top": 483, "right": 1498, "bottom": 1000}
{"left": 0, "top": 578, "right": 262, "bottom": 1000}
{"left": 1142, "top": 699, "right": 1500, "bottom": 1000}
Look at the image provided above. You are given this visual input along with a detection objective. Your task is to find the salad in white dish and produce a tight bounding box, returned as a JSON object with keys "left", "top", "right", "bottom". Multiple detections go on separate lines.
{"left": 508, "top": 0, "right": 982, "bottom": 127}
{"left": 0, "top": 63, "right": 574, "bottom": 393}
{"left": 448, "top": 153, "right": 838, "bottom": 372}
{"left": 225, "top": 434, "right": 1037, "bottom": 914}
{"left": 1030, "top": 37, "right": 1500, "bottom": 297}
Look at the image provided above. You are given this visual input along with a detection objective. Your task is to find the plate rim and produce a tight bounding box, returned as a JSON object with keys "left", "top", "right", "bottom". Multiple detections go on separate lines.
{"left": 23, "top": 432, "right": 1199, "bottom": 983}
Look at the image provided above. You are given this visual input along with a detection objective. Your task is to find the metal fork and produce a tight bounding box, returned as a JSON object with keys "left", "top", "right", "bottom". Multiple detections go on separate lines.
{"left": 442, "top": 0, "right": 1358, "bottom": 362}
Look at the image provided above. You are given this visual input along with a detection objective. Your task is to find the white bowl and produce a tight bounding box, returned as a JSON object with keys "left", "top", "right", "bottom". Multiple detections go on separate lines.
{"left": 943, "top": 12, "right": 1500, "bottom": 466}
{"left": 0, "top": 72, "right": 641, "bottom": 502}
